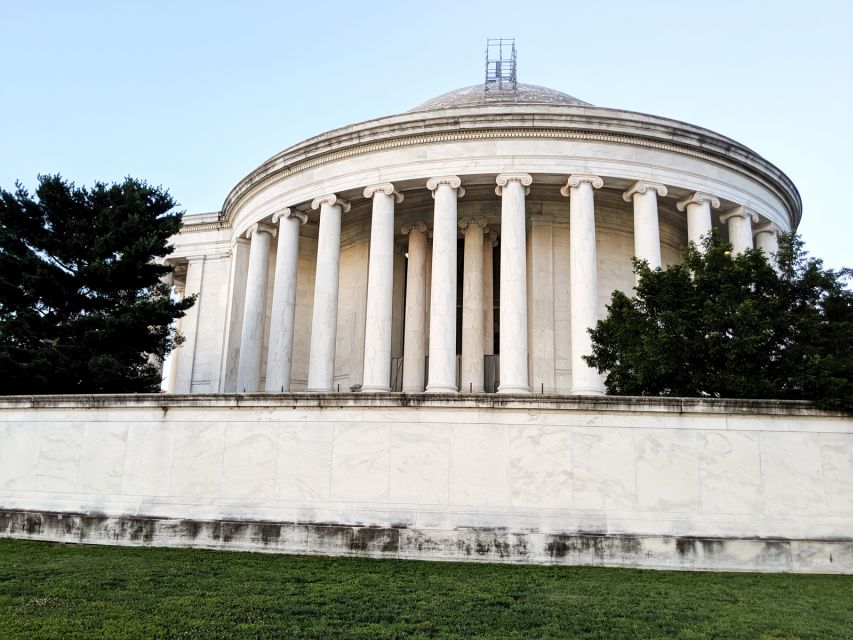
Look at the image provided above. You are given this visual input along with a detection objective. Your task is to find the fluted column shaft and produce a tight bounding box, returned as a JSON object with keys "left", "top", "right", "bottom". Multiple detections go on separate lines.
{"left": 426, "top": 176, "right": 463, "bottom": 393}
{"left": 563, "top": 175, "right": 604, "bottom": 395}
{"left": 754, "top": 222, "right": 781, "bottom": 266}
{"left": 306, "top": 194, "right": 349, "bottom": 392}
{"left": 362, "top": 184, "right": 403, "bottom": 392}
{"left": 721, "top": 207, "right": 757, "bottom": 254}
{"left": 265, "top": 209, "right": 306, "bottom": 392}
{"left": 497, "top": 173, "right": 532, "bottom": 394}
{"left": 402, "top": 222, "right": 428, "bottom": 392}
{"left": 460, "top": 218, "right": 486, "bottom": 393}
{"left": 482, "top": 231, "right": 496, "bottom": 356}
{"left": 677, "top": 192, "right": 720, "bottom": 251}
{"left": 237, "top": 224, "right": 275, "bottom": 392}
{"left": 624, "top": 181, "right": 667, "bottom": 270}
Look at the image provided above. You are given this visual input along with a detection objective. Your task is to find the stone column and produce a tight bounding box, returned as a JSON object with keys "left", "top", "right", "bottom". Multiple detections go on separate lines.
{"left": 496, "top": 173, "right": 532, "bottom": 394}
{"left": 483, "top": 230, "right": 497, "bottom": 356}
{"left": 402, "top": 222, "right": 429, "bottom": 392}
{"left": 306, "top": 194, "right": 350, "bottom": 392}
{"left": 720, "top": 206, "right": 758, "bottom": 254}
{"left": 265, "top": 208, "right": 307, "bottom": 392}
{"left": 562, "top": 174, "right": 604, "bottom": 395}
{"left": 754, "top": 222, "right": 781, "bottom": 266}
{"left": 236, "top": 223, "right": 276, "bottom": 392}
{"left": 623, "top": 181, "right": 667, "bottom": 269}
{"left": 425, "top": 176, "right": 464, "bottom": 393}
{"left": 362, "top": 183, "right": 403, "bottom": 392}
{"left": 676, "top": 192, "right": 720, "bottom": 250}
{"left": 459, "top": 217, "right": 487, "bottom": 393}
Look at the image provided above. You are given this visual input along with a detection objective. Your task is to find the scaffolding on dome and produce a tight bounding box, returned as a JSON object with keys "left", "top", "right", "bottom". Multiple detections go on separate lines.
{"left": 484, "top": 38, "right": 517, "bottom": 101}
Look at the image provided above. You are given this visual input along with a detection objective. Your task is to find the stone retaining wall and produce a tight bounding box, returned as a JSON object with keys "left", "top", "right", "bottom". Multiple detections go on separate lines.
{"left": 1, "top": 394, "right": 850, "bottom": 573}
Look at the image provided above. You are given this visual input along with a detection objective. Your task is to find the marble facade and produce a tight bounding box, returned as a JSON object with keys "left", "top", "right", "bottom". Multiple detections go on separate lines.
{"left": 164, "top": 84, "right": 799, "bottom": 396}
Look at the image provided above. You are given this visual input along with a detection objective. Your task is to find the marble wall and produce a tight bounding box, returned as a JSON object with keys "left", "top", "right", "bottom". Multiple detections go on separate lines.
{"left": 0, "top": 396, "right": 850, "bottom": 571}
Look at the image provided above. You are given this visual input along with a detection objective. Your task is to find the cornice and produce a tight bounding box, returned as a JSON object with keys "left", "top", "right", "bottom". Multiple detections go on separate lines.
{"left": 219, "top": 107, "right": 801, "bottom": 229}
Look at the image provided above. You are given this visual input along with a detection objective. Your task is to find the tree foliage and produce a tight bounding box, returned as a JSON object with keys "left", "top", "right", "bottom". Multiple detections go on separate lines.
{"left": 0, "top": 175, "right": 194, "bottom": 394}
{"left": 584, "top": 234, "right": 852, "bottom": 411}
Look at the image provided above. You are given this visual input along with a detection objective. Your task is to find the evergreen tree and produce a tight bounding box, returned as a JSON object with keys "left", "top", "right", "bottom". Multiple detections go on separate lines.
{"left": 584, "top": 234, "right": 852, "bottom": 411}
{"left": 0, "top": 175, "right": 194, "bottom": 394}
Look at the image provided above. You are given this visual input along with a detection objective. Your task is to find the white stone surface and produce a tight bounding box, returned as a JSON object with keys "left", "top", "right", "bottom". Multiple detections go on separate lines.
{"left": 564, "top": 175, "right": 605, "bottom": 395}
{"left": 459, "top": 217, "right": 486, "bottom": 393}
{"left": 307, "top": 195, "right": 349, "bottom": 391}
{"left": 497, "top": 173, "right": 532, "bottom": 394}
{"left": 236, "top": 224, "right": 275, "bottom": 392}
{"left": 425, "top": 177, "right": 463, "bottom": 393}
{"left": 401, "top": 223, "right": 428, "bottom": 392}
{"left": 624, "top": 181, "right": 666, "bottom": 270}
{"left": 0, "top": 396, "right": 850, "bottom": 567}
{"left": 721, "top": 206, "right": 758, "bottom": 254}
{"left": 362, "top": 184, "right": 402, "bottom": 392}
{"left": 677, "top": 192, "right": 720, "bottom": 250}
{"left": 265, "top": 209, "right": 307, "bottom": 392}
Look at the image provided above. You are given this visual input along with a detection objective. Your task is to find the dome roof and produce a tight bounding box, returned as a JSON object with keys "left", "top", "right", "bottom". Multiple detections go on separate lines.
{"left": 408, "top": 83, "right": 592, "bottom": 112}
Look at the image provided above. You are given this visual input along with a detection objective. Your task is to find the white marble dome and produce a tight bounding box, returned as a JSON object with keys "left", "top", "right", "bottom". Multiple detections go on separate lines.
{"left": 408, "top": 83, "right": 593, "bottom": 111}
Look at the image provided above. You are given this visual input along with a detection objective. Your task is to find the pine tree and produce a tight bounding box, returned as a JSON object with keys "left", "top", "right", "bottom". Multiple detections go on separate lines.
{"left": 584, "top": 234, "right": 852, "bottom": 411}
{"left": 0, "top": 175, "right": 194, "bottom": 394}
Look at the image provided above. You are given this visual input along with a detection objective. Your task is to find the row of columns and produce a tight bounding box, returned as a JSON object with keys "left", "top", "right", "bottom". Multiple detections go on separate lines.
{"left": 233, "top": 174, "right": 781, "bottom": 395}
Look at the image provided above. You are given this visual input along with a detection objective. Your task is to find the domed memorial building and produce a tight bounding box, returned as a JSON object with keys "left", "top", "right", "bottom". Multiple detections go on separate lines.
{"left": 3, "top": 47, "right": 850, "bottom": 573}
{"left": 164, "top": 81, "right": 798, "bottom": 397}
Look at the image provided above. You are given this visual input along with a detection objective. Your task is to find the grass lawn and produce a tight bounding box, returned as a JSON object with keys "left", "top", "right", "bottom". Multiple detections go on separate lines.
{"left": 0, "top": 539, "right": 850, "bottom": 639}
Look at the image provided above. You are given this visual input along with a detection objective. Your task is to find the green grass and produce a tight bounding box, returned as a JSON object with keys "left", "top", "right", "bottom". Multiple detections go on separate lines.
{"left": 0, "top": 539, "right": 850, "bottom": 639}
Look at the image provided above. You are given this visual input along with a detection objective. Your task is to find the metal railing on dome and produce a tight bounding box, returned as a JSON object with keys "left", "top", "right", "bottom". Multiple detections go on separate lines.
{"left": 484, "top": 38, "right": 518, "bottom": 101}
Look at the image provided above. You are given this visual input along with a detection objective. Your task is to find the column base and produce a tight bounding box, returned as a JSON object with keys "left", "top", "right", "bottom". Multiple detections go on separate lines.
{"left": 569, "top": 386, "right": 605, "bottom": 396}
{"left": 425, "top": 384, "right": 458, "bottom": 394}
{"left": 360, "top": 385, "right": 392, "bottom": 393}
{"left": 497, "top": 384, "right": 531, "bottom": 395}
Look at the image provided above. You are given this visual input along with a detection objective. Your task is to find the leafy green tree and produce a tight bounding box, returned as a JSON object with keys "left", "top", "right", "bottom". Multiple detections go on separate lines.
{"left": 584, "top": 234, "right": 852, "bottom": 411}
{"left": 0, "top": 175, "right": 194, "bottom": 394}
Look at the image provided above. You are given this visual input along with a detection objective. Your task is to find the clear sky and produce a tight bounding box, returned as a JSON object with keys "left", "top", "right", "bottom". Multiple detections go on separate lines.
{"left": 1, "top": 0, "right": 851, "bottom": 269}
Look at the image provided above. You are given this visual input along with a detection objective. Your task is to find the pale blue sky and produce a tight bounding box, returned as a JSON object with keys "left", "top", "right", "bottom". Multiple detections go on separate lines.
{"left": 1, "top": 0, "right": 851, "bottom": 269}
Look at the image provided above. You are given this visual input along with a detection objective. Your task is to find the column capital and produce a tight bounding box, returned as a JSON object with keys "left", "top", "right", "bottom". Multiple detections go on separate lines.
{"left": 560, "top": 174, "right": 603, "bottom": 196}
{"left": 487, "top": 230, "right": 499, "bottom": 246}
{"left": 622, "top": 180, "right": 668, "bottom": 202}
{"left": 364, "top": 182, "right": 404, "bottom": 203}
{"left": 245, "top": 222, "right": 277, "bottom": 239}
{"left": 401, "top": 221, "right": 429, "bottom": 235}
{"left": 458, "top": 217, "right": 489, "bottom": 231}
{"left": 271, "top": 207, "right": 308, "bottom": 225}
{"left": 495, "top": 172, "right": 532, "bottom": 196}
{"left": 311, "top": 193, "right": 351, "bottom": 213}
{"left": 720, "top": 206, "right": 759, "bottom": 224}
{"left": 676, "top": 191, "right": 720, "bottom": 212}
{"left": 426, "top": 175, "right": 465, "bottom": 198}
{"left": 753, "top": 222, "right": 781, "bottom": 237}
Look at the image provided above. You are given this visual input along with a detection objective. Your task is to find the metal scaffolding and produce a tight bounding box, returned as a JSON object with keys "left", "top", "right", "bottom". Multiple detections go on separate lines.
{"left": 484, "top": 38, "right": 517, "bottom": 100}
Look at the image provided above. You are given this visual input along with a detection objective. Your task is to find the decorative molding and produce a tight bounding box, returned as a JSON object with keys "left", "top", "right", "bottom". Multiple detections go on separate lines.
{"left": 426, "top": 175, "right": 465, "bottom": 199}
{"left": 271, "top": 207, "right": 308, "bottom": 225}
{"left": 218, "top": 127, "right": 800, "bottom": 232}
{"left": 401, "top": 221, "right": 429, "bottom": 235}
{"left": 363, "top": 182, "right": 404, "bottom": 203}
{"left": 487, "top": 230, "right": 499, "bottom": 246}
{"left": 720, "top": 206, "right": 759, "bottom": 225}
{"left": 560, "top": 174, "right": 603, "bottom": 196}
{"left": 622, "top": 180, "right": 668, "bottom": 202}
{"left": 458, "top": 217, "right": 489, "bottom": 231}
{"left": 495, "top": 172, "right": 532, "bottom": 196}
{"left": 244, "top": 222, "right": 277, "bottom": 239}
{"left": 311, "top": 194, "right": 351, "bottom": 213}
{"left": 753, "top": 222, "right": 781, "bottom": 238}
{"left": 676, "top": 192, "right": 721, "bottom": 212}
